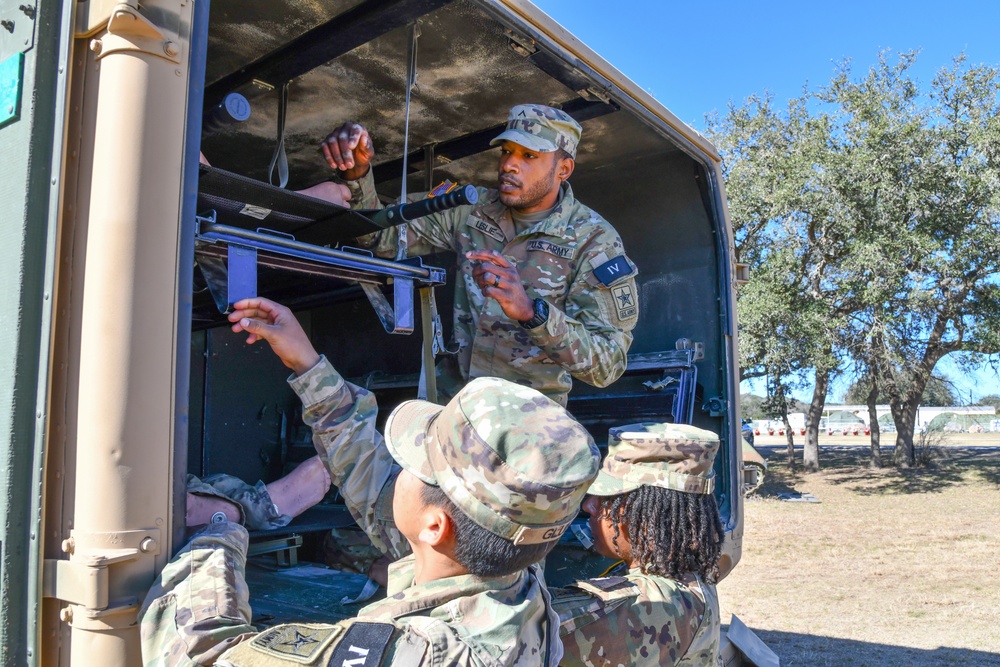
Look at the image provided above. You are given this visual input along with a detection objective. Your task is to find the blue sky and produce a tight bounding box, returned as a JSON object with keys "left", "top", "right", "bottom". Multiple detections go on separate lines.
{"left": 532, "top": 0, "right": 1000, "bottom": 403}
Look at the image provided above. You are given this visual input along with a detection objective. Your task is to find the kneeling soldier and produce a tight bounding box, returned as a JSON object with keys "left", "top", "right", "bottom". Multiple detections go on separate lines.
{"left": 552, "top": 423, "right": 725, "bottom": 667}
{"left": 138, "top": 297, "right": 599, "bottom": 666}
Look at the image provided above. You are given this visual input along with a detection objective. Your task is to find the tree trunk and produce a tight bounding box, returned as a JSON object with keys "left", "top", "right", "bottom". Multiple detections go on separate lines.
{"left": 782, "top": 411, "right": 795, "bottom": 466}
{"left": 770, "top": 381, "right": 795, "bottom": 470}
{"left": 877, "top": 312, "right": 953, "bottom": 468}
{"left": 866, "top": 380, "right": 881, "bottom": 468}
{"left": 804, "top": 369, "right": 828, "bottom": 471}
{"left": 890, "top": 398, "right": 918, "bottom": 467}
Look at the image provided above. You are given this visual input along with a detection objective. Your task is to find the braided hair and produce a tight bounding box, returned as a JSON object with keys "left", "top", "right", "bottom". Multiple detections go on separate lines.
{"left": 598, "top": 485, "right": 725, "bottom": 583}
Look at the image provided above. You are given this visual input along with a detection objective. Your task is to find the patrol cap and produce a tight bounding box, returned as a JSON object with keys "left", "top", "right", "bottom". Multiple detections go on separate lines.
{"left": 384, "top": 377, "right": 599, "bottom": 545}
{"left": 588, "top": 423, "right": 720, "bottom": 497}
{"left": 490, "top": 104, "right": 583, "bottom": 158}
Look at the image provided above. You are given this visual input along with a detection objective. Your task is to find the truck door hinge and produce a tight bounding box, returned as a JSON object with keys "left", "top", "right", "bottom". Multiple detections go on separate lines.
{"left": 702, "top": 396, "right": 728, "bottom": 418}
{"left": 43, "top": 529, "right": 160, "bottom": 614}
{"left": 675, "top": 337, "right": 705, "bottom": 361}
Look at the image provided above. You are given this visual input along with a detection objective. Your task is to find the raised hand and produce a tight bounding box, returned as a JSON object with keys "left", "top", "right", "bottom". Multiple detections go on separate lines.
{"left": 467, "top": 250, "right": 535, "bottom": 322}
{"left": 228, "top": 297, "right": 321, "bottom": 375}
{"left": 320, "top": 122, "right": 375, "bottom": 181}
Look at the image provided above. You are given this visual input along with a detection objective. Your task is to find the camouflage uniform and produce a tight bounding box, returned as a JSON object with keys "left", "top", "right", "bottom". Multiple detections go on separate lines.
{"left": 140, "top": 356, "right": 600, "bottom": 666}
{"left": 551, "top": 423, "right": 722, "bottom": 667}
{"left": 346, "top": 105, "right": 639, "bottom": 406}
{"left": 186, "top": 473, "right": 292, "bottom": 531}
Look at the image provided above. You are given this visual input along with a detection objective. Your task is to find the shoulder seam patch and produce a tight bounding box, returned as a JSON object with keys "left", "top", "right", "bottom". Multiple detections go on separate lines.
{"left": 571, "top": 576, "right": 640, "bottom": 600}
{"left": 592, "top": 254, "right": 636, "bottom": 287}
{"left": 249, "top": 624, "right": 343, "bottom": 664}
{"left": 326, "top": 622, "right": 395, "bottom": 667}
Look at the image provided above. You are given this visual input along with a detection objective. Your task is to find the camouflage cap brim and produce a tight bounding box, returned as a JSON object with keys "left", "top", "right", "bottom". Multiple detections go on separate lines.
{"left": 383, "top": 400, "right": 441, "bottom": 487}
{"left": 600, "top": 458, "right": 716, "bottom": 495}
{"left": 490, "top": 104, "right": 583, "bottom": 157}
{"left": 386, "top": 378, "right": 599, "bottom": 546}
{"left": 489, "top": 129, "right": 561, "bottom": 154}
{"left": 585, "top": 468, "right": 638, "bottom": 497}
{"left": 591, "top": 422, "right": 721, "bottom": 496}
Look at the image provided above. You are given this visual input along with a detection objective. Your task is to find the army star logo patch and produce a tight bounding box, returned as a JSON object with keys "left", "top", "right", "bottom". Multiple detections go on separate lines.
{"left": 250, "top": 624, "right": 341, "bottom": 663}
{"left": 612, "top": 284, "right": 637, "bottom": 319}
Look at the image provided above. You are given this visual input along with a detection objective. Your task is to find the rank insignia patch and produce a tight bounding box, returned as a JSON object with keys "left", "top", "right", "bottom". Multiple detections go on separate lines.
{"left": 327, "top": 623, "right": 395, "bottom": 667}
{"left": 593, "top": 254, "right": 635, "bottom": 286}
{"left": 612, "top": 284, "right": 637, "bottom": 320}
{"left": 250, "top": 624, "right": 341, "bottom": 664}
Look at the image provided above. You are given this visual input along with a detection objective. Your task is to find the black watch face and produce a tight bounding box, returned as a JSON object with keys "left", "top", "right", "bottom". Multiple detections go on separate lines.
{"left": 533, "top": 300, "right": 548, "bottom": 323}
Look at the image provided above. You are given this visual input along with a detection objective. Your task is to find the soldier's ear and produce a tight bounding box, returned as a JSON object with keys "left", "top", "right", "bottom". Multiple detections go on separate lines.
{"left": 417, "top": 505, "right": 455, "bottom": 548}
{"left": 557, "top": 156, "right": 575, "bottom": 183}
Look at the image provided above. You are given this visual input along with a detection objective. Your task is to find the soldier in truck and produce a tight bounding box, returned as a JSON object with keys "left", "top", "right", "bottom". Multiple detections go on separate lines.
{"left": 140, "top": 297, "right": 600, "bottom": 666}
{"left": 321, "top": 104, "right": 640, "bottom": 407}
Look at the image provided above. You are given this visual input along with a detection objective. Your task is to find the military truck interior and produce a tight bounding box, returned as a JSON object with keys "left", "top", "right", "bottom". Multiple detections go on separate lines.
{"left": 189, "top": 0, "right": 736, "bottom": 622}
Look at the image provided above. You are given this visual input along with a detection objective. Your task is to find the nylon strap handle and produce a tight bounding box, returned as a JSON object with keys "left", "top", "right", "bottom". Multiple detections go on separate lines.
{"left": 417, "top": 287, "right": 438, "bottom": 403}
{"left": 268, "top": 83, "right": 289, "bottom": 189}
{"left": 396, "top": 21, "right": 421, "bottom": 261}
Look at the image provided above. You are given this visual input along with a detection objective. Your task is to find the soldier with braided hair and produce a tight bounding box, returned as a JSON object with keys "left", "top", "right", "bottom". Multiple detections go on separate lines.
{"left": 551, "top": 423, "right": 725, "bottom": 667}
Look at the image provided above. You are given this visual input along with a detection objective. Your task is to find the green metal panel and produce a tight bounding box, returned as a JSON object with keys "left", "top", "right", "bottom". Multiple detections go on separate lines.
{"left": 0, "top": 0, "right": 71, "bottom": 662}
{"left": 0, "top": 52, "right": 23, "bottom": 128}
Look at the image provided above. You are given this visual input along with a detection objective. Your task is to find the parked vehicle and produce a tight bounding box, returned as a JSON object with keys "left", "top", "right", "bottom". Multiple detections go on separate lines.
{"left": 1, "top": 1, "right": 748, "bottom": 663}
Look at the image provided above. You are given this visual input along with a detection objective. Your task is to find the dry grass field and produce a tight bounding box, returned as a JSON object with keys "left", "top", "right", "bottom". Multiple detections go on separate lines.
{"left": 718, "top": 433, "right": 1000, "bottom": 666}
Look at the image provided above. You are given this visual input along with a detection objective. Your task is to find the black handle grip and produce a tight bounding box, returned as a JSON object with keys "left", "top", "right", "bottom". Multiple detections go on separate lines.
{"left": 375, "top": 185, "right": 478, "bottom": 227}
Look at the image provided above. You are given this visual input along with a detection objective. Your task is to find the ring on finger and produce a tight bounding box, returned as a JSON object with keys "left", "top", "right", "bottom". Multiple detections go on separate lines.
{"left": 492, "top": 275, "right": 501, "bottom": 288}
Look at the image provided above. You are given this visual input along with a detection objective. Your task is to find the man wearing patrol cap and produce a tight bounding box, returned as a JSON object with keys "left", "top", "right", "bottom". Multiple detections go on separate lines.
{"left": 551, "top": 422, "right": 726, "bottom": 667}
{"left": 321, "top": 104, "right": 639, "bottom": 406}
{"left": 139, "top": 296, "right": 599, "bottom": 666}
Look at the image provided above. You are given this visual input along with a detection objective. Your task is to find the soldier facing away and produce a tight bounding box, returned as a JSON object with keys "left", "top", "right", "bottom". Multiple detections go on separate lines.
{"left": 138, "top": 296, "right": 600, "bottom": 666}
{"left": 551, "top": 423, "right": 726, "bottom": 667}
{"left": 321, "top": 104, "right": 639, "bottom": 406}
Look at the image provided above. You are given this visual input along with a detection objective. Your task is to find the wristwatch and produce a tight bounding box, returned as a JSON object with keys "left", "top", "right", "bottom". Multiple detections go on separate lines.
{"left": 519, "top": 298, "right": 550, "bottom": 329}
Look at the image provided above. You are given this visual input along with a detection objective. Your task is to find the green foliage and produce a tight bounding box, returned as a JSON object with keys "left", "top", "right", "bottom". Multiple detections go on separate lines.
{"left": 710, "top": 51, "right": 1000, "bottom": 467}
{"left": 977, "top": 394, "right": 1000, "bottom": 410}
{"left": 740, "top": 393, "right": 766, "bottom": 420}
{"left": 841, "top": 373, "right": 958, "bottom": 406}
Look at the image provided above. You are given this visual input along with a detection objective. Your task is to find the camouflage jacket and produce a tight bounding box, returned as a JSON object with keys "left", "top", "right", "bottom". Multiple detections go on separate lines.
{"left": 290, "top": 355, "right": 405, "bottom": 556}
{"left": 187, "top": 473, "right": 292, "bottom": 531}
{"left": 550, "top": 564, "right": 720, "bottom": 667}
{"left": 139, "top": 358, "right": 562, "bottom": 666}
{"left": 347, "top": 172, "right": 639, "bottom": 406}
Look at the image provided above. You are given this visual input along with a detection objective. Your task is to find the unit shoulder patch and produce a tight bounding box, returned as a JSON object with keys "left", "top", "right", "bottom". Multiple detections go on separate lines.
{"left": 249, "top": 624, "right": 342, "bottom": 664}
{"left": 572, "top": 576, "right": 639, "bottom": 599}
{"left": 611, "top": 283, "right": 637, "bottom": 321}
{"left": 592, "top": 254, "right": 636, "bottom": 287}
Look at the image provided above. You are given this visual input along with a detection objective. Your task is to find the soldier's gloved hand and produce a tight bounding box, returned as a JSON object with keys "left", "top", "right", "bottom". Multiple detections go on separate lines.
{"left": 467, "top": 250, "right": 534, "bottom": 322}
{"left": 228, "top": 297, "right": 321, "bottom": 376}
{"left": 320, "top": 122, "right": 375, "bottom": 181}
